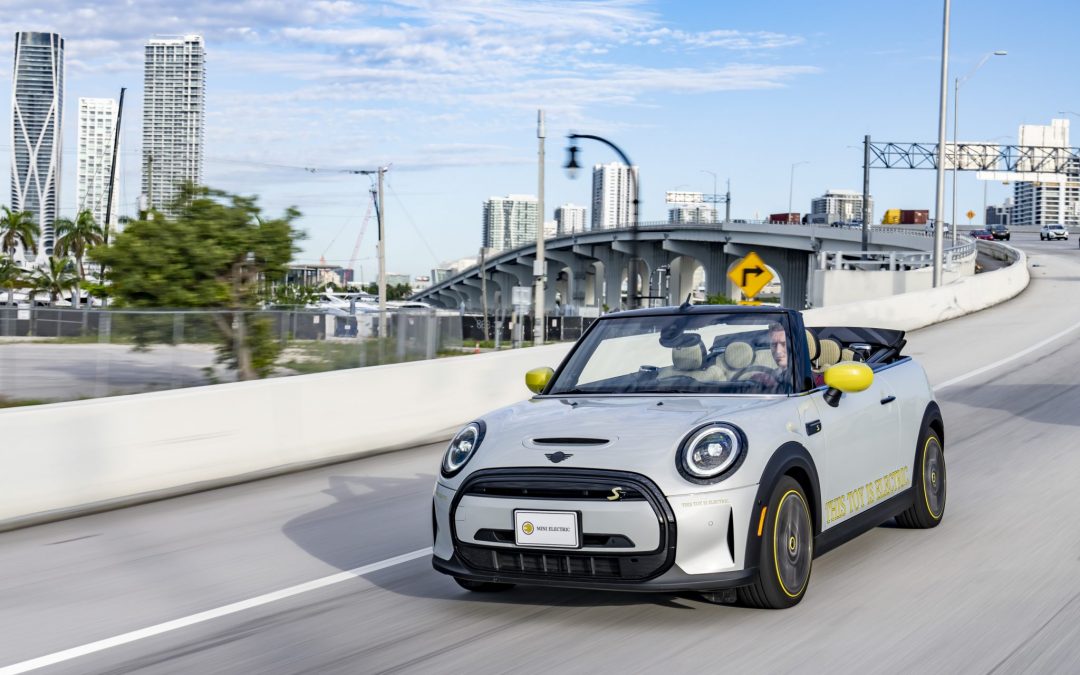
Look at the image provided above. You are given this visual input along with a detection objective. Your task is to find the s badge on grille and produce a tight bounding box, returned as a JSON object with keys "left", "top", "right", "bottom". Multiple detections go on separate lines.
{"left": 545, "top": 452, "right": 573, "bottom": 463}
{"left": 607, "top": 487, "right": 624, "bottom": 501}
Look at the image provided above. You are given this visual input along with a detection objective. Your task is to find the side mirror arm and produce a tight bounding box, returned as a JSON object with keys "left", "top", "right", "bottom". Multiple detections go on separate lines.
{"left": 823, "top": 387, "right": 842, "bottom": 408}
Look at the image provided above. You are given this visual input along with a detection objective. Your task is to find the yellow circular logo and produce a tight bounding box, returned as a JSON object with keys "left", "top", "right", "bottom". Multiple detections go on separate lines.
{"left": 522, "top": 521, "right": 534, "bottom": 535}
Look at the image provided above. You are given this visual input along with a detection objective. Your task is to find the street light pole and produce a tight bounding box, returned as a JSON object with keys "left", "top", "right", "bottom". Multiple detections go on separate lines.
{"left": 534, "top": 110, "right": 546, "bottom": 345}
{"left": 951, "top": 50, "right": 1007, "bottom": 247}
{"left": 788, "top": 161, "right": 809, "bottom": 224}
{"left": 932, "top": 0, "right": 951, "bottom": 288}
{"left": 565, "top": 133, "right": 640, "bottom": 308}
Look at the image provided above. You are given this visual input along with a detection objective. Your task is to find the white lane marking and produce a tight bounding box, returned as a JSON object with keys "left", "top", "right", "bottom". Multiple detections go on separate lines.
{"left": 933, "top": 317, "right": 1080, "bottom": 392}
{"left": 0, "top": 548, "right": 432, "bottom": 675}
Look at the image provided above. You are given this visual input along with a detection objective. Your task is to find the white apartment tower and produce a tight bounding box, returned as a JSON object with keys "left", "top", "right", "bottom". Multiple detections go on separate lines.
{"left": 809, "top": 189, "right": 873, "bottom": 225}
{"left": 11, "top": 31, "right": 64, "bottom": 261}
{"left": 76, "top": 98, "right": 119, "bottom": 231}
{"left": 554, "top": 203, "right": 587, "bottom": 235}
{"left": 142, "top": 35, "right": 205, "bottom": 213}
{"left": 1011, "top": 119, "right": 1080, "bottom": 227}
{"left": 483, "top": 195, "right": 537, "bottom": 252}
{"left": 591, "top": 162, "right": 638, "bottom": 230}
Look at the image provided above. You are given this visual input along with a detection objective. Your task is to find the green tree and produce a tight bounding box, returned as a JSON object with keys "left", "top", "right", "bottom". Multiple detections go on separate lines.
{"left": 54, "top": 209, "right": 105, "bottom": 278}
{"left": 31, "top": 256, "right": 78, "bottom": 305}
{"left": 91, "top": 185, "right": 304, "bottom": 380}
{"left": 0, "top": 206, "right": 39, "bottom": 259}
{"left": 0, "top": 257, "right": 26, "bottom": 307}
{"left": 361, "top": 282, "right": 413, "bottom": 301}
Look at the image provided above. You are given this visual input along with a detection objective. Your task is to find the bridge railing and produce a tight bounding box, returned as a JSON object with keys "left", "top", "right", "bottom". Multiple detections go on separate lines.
{"left": 816, "top": 238, "right": 977, "bottom": 271}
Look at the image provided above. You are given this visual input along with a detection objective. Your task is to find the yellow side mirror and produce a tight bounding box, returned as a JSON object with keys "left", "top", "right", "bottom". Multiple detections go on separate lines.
{"left": 525, "top": 367, "right": 555, "bottom": 394}
{"left": 824, "top": 361, "right": 874, "bottom": 393}
{"left": 822, "top": 362, "right": 874, "bottom": 407}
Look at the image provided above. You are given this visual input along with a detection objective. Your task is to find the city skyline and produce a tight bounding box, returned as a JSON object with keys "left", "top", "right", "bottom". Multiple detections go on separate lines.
{"left": 1, "top": 1, "right": 1078, "bottom": 277}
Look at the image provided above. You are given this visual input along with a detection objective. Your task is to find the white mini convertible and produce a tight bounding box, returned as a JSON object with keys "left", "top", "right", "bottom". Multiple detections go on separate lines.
{"left": 431, "top": 305, "right": 946, "bottom": 608}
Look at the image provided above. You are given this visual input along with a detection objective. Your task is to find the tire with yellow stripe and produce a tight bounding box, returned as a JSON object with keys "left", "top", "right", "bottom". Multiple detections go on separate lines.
{"left": 738, "top": 476, "right": 813, "bottom": 609}
{"left": 895, "top": 425, "right": 946, "bottom": 529}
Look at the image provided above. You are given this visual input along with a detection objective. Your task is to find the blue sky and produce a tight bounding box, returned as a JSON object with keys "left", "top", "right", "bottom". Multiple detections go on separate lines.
{"left": 3, "top": 0, "right": 1077, "bottom": 278}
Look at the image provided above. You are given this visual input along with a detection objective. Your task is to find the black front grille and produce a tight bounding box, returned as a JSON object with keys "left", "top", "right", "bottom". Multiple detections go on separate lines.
{"left": 460, "top": 543, "right": 666, "bottom": 579}
{"left": 451, "top": 468, "right": 677, "bottom": 583}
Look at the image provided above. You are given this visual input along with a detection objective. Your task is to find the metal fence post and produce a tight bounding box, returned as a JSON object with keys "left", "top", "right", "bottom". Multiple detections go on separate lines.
{"left": 95, "top": 312, "right": 112, "bottom": 399}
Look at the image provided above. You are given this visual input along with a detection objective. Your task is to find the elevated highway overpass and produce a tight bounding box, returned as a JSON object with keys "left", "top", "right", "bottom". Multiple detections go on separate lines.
{"left": 414, "top": 221, "right": 972, "bottom": 311}
{"left": 4, "top": 235, "right": 1079, "bottom": 673}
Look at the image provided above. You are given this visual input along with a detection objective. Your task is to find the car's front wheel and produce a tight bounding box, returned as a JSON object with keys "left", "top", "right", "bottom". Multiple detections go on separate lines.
{"left": 895, "top": 425, "right": 946, "bottom": 528}
{"left": 454, "top": 577, "right": 515, "bottom": 593}
{"left": 739, "top": 476, "right": 813, "bottom": 609}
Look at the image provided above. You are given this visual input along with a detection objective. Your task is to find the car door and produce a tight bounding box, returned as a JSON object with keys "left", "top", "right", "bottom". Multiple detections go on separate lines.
{"left": 803, "top": 372, "right": 900, "bottom": 530}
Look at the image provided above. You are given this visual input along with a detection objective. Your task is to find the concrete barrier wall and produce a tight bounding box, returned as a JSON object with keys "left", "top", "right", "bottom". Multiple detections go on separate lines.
{"left": 803, "top": 241, "right": 1029, "bottom": 331}
{"left": 808, "top": 253, "right": 976, "bottom": 307}
{"left": 0, "top": 241, "right": 1029, "bottom": 529}
{"left": 0, "top": 343, "right": 573, "bottom": 530}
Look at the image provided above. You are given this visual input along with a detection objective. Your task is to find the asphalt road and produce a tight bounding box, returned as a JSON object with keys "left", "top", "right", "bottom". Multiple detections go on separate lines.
{"left": 2, "top": 232, "right": 1079, "bottom": 674}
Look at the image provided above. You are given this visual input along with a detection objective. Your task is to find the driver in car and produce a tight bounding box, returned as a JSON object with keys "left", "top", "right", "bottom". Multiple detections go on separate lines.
{"left": 748, "top": 322, "right": 790, "bottom": 392}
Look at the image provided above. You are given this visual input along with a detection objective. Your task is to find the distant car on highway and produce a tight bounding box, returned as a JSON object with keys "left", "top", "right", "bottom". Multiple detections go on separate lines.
{"left": 988, "top": 224, "right": 1010, "bottom": 241}
{"left": 969, "top": 229, "right": 994, "bottom": 241}
{"left": 432, "top": 306, "right": 946, "bottom": 608}
{"left": 1040, "top": 224, "right": 1069, "bottom": 241}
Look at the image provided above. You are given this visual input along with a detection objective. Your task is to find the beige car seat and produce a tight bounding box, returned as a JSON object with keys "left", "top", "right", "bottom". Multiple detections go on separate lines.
{"left": 816, "top": 337, "right": 842, "bottom": 370}
{"left": 657, "top": 335, "right": 725, "bottom": 383}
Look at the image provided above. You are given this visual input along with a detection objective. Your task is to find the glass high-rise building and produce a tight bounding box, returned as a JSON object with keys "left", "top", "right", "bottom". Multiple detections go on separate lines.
{"left": 76, "top": 97, "right": 119, "bottom": 232}
{"left": 591, "top": 162, "right": 638, "bottom": 230}
{"left": 483, "top": 195, "right": 537, "bottom": 252}
{"left": 11, "top": 31, "right": 64, "bottom": 261}
{"left": 142, "top": 35, "right": 205, "bottom": 213}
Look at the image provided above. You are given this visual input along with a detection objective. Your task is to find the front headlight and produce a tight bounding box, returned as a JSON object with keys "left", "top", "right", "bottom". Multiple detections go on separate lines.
{"left": 441, "top": 421, "right": 485, "bottom": 477}
{"left": 678, "top": 423, "right": 746, "bottom": 482}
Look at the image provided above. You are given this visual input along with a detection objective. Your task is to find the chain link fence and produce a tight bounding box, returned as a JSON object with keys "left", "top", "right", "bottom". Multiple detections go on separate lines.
{"left": 0, "top": 307, "right": 466, "bottom": 405}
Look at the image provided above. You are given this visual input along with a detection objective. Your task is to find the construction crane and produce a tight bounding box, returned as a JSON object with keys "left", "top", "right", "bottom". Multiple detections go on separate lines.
{"left": 347, "top": 188, "right": 376, "bottom": 285}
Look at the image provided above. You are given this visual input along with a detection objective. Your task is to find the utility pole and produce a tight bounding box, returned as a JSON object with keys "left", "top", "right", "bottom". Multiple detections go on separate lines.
{"left": 932, "top": 0, "right": 951, "bottom": 287}
{"left": 534, "top": 109, "right": 546, "bottom": 345}
{"left": 377, "top": 167, "right": 387, "bottom": 338}
{"left": 480, "top": 247, "right": 490, "bottom": 341}
{"left": 862, "top": 135, "right": 871, "bottom": 251}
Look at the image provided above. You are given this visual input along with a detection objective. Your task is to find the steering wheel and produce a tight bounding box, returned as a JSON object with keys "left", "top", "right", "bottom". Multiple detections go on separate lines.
{"left": 733, "top": 365, "right": 777, "bottom": 381}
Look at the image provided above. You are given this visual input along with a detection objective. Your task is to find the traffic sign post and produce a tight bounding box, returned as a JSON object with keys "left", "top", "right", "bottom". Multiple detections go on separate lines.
{"left": 727, "top": 251, "right": 774, "bottom": 301}
{"left": 966, "top": 209, "right": 975, "bottom": 225}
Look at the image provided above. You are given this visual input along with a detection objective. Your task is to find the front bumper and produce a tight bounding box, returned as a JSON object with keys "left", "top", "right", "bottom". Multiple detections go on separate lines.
{"left": 432, "top": 550, "right": 756, "bottom": 592}
{"left": 433, "top": 468, "right": 760, "bottom": 592}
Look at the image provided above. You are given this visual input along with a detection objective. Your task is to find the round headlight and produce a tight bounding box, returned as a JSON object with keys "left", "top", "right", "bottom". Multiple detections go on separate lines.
{"left": 680, "top": 424, "right": 744, "bottom": 481}
{"left": 441, "top": 422, "right": 484, "bottom": 476}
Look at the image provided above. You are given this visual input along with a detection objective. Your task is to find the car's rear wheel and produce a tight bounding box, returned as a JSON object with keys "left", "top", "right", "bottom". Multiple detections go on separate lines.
{"left": 454, "top": 577, "right": 515, "bottom": 592}
{"left": 895, "top": 425, "right": 946, "bottom": 529}
{"left": 738, "top": 476, "right": 813, "bottom": 609}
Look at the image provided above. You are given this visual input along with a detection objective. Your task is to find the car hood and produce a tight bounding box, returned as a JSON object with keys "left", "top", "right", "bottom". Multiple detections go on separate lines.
{"left": 447, "top": 395, "right": 793, "bottom": 494}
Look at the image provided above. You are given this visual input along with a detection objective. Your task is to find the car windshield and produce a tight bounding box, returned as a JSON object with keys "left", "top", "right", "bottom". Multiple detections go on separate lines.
{"left": 547, "top": 311, "right": 794, "bottom": 396}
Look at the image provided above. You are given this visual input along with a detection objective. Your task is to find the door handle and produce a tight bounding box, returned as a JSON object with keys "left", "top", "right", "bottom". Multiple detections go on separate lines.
{"left": 880, "top": 395, "right": 896, "bottom": 405}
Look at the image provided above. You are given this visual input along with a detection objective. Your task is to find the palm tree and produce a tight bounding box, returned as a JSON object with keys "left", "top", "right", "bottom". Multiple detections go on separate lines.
{"left": 31, "top": 256, "right": 78, "bottom": 306}
{"left": 54, "top": 209, "right": 104, "bottom": 278}
{"left": 0, "top": 206, "right": 39, "bottom": 260}
{"left": 0, "top": 257, "right": 25, "bottom": 309}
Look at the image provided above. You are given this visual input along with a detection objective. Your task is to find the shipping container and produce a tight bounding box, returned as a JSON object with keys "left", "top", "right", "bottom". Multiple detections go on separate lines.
{"left": 768, "top": 212, "right": 800, "bottom": 224}
{"left": 900, "top": 209, "right": 929, "bottom": 225}
{"left": 882, "top": 208, "right": 901, "bottom": 225}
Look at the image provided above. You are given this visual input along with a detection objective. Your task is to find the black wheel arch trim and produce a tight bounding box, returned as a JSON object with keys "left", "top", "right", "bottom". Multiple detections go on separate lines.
{"left": 743, "top": 441, "right": 821, "bottom": 569}
{"left": 919, "top": 401, "right": 945, "bottom": 458}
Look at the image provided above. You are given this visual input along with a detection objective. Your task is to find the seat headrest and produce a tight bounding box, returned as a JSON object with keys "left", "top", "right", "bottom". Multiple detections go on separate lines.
{"left": 722, "top": 341, "right": 754, "bottom": 370}
{"left": 805, "top": 329, "right": 819, "bottom": 361}
{"left": 672, "top": 335, "right": 706, "bottom": 371}
{"left": 817, "top": 338, "right": 842, "bottom": 369}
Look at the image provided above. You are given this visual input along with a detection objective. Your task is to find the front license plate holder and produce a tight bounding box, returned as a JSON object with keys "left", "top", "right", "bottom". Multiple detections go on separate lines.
{"left": 514, "top": 510, "right": 580, "bottom": 548}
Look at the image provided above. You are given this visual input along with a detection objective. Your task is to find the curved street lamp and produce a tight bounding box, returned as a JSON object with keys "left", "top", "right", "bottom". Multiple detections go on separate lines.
{"left": 564, "top": 133, "right": 641, "bottom": 308}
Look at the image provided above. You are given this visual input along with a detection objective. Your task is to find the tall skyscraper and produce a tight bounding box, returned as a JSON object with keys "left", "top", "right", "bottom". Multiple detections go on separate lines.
{"left": 591, "top": 162, "right": 638, "bottom": 230}
{"left": 76, "top": 98, "right": 119, "bottom": 231}
{"left": 142, "top": 35, "right": 205, "bottom": 213}
{"left": 11, "top": 31, "right": 64, "bottom": 261}
{"left": 483, "top": 195, "right": 537, "bottom": 252}
{"left": 554, "top": 203, "right": 587, "bottom": 235}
